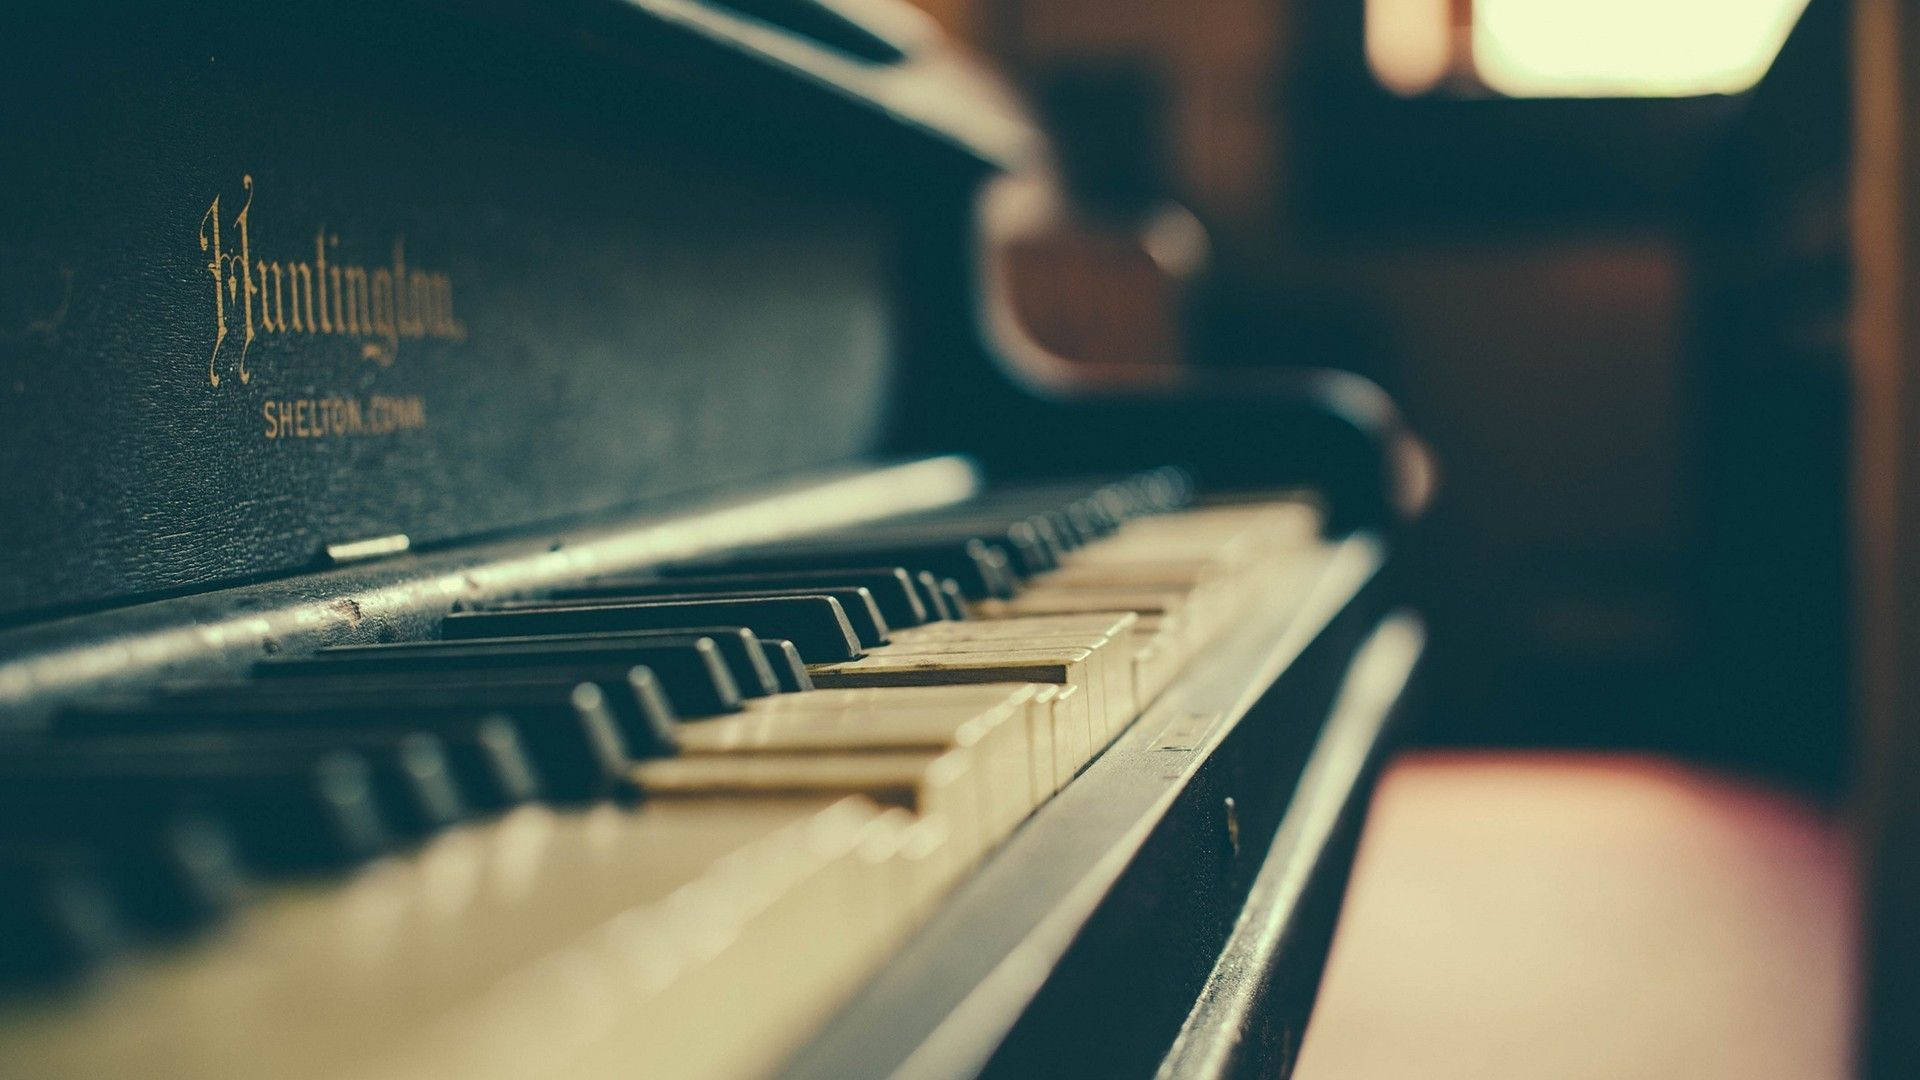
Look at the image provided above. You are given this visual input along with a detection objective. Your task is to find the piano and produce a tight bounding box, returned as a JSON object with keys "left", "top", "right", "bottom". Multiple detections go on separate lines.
{"left": 0, "top": 1, "right": 1426, "bottom": 1077}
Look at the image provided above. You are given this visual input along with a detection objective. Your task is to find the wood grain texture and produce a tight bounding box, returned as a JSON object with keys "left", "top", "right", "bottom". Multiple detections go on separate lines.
{"left": 1851, "top": 2, "right": 1920, "bottom": 1074}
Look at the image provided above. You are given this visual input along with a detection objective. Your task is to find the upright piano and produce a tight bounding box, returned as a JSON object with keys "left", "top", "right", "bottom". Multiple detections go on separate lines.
{"left": 0, "top": 1, "right": 1426, "bottom": 1076}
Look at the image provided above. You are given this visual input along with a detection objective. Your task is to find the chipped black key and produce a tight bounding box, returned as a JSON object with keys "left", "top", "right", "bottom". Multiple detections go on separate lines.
{"left": 446, "top": 596, "right": 863, "bottom": 663}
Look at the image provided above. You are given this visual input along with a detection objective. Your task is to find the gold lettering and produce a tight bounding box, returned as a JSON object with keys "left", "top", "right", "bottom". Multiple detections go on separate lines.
{"left": 368, "top": 267, "right": 397, "bottom": 365}
{"left": 256, "top": 260, "right": 286, "bottom": 334}
{"left": 341, "top": 267, "right": 370, "bottom": 336}
{"left": 313, "top": 231, "right": 332, "bottom": 332}
{"left": 257, "top": 395, "right": 423, "bottom": 440}
{"left": 408, "top": 271, "right": 432, "bottom": 336}
{"left": 393, "top": 239, "right": 421, "bottom": 336}
{"left": 199, "top": 195, "right": 227, "bottom": 387}
{"left": 286, "top": 262, "right": 315, "bottom": 332}
{"left": 199, "top": 178, "right": 463, "bottom": 391}
{"left": 430, "top": 273, "right": 463, "bottom": 339}
{"left": 232, "top": 175, "right": 254, "bottom": 385}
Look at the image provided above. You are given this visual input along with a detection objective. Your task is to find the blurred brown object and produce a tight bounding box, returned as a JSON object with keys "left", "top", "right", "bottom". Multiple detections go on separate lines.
{"left": 999, "top": 225, "right": 1185, "bottom": 368}
{"left": 1851, "top": 1, "right": 1920, "bottom": 1075}
{"left": 1296, "top": 752, "right": 1855, "bottom": 1080}
{"left": 992, "top": 198, "right": 1207, "bottom": 369}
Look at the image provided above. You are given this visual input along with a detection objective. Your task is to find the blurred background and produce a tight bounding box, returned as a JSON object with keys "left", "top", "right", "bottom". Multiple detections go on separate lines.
{"left": 913, "top": 0, "right": 1851, "bottom": 800}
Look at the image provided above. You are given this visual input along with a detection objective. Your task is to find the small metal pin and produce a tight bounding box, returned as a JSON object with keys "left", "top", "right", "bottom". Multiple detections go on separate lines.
{"left": 1224, "top": 796, "right": 1241, "bottom": 859}
{"left": 324, "top": 533, "right": 411, "bottom": 566}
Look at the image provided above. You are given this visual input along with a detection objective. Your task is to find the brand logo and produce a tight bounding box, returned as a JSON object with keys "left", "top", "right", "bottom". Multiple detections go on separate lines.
{"left": 197, "top": 174, "right": 465, "bottom": 387}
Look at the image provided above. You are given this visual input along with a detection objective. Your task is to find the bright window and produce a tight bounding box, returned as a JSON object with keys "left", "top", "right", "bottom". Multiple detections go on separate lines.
{"left": 1366, "top": 0, "right": 1812, "bottom": 98}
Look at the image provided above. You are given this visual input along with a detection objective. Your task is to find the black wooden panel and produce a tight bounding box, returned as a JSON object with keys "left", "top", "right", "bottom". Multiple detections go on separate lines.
{"left": 0, "top": 2, "right": 933, "bottom": 620}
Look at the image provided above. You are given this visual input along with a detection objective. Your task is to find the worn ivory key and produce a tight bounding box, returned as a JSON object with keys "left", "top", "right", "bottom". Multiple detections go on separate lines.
{"left": 631, "top": 750, "right": 1002, "bottom": 862}
{"left": 673, "top": 684, "right": 1045, "bottom": 840}
{"left": 807, "top": 647, "right": 1106, "bottom": 762}
{"left": 0, "top": 798, "right": 921, "bottom": 1080}
{"left": 355, "top": 797, "right": 937, "bottom": 1080}
{"left": 734, "top": 683, "right": 1061, "bottom": 809}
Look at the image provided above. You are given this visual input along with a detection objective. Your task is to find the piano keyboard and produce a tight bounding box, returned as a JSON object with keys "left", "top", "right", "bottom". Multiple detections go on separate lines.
{"left": 0, "top": 470, "right": 1329, "bottom": 1080}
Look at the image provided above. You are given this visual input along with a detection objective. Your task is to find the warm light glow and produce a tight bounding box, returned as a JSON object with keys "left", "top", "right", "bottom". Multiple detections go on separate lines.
{"left": 1366, "top": 0, "right": 1452, "bottom": 96}
{"left": 1473, "top": 0, "right": 1810, "bottom": 97}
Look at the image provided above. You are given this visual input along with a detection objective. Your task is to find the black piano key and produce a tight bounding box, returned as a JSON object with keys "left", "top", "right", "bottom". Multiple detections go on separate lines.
{"left": 0, "top": 749, "right": 393, "bottom": 873}
{"left": 105, "top": 814, "right": 248, "bottom": 935}
{"left": 0, "top": 853, "right": 122, "bottom": 989}
{"left": 12, "top": 807, "right": 245, "bottom": 933}
{"left": 284, "top": 633, "right": 749, "bottom": 715}
{"left": 914, "top": 571, "right": 958, "bottom": 621}
{"left": 58, "top": 705, "right": 537, "bottom": 816}
{"left": 938, "top": 578, "right": 971, "bottom": 619}
{"left": 229, "top": 663, "right": 682, "bottom": 753}
{"left": 757, "top": 639, "right": 813, "bottom": 692}
{"left": 843, "top": 519, "right": 1057, "bottom": 576}
{"left": 528, "top": 587, "right": 890, "bottom": 649}
{"left": 40, "top": 729, "right": 468, "bottom": 842}
{"left": 356, "top": 733, "right": 469, "bottom": 838}
{"left": 620, "top": 629, "right": 778, "bottom": 698}
{"left": 1137, "top": 465, "right": 1194, "bottom": 511}
{"left": 1007, "top": 518, "right": 1068, "bottom": 569}
{"left": 622, "top": 667, "right": 681, "bottom": 752}
{"left": 0, "top": 812, "right": 246, "bottom": 939}
{"left": 1046, "top": 505, "right": 1091, "bottom": 548}
{"left": 0, "top": 830, "right": 230, "bottom": 951}
{"left": 415, "top": 628, "right": 777, "bottom": 701}
{"left": 445, "top": 597, "right": 864, "bottom": 663}
{"left": 66, "top": 682, "right": 632, "bottom": 803}
{"left": 573, "top": 568, "right": 930, "bottom": 629}
{"left": 1063, "top": 500, "right": 1107, "bottom": 542}
{"left": 684, "top": 539, "right": 1011, "bottom": 599}
{"left": 444, "top": 716, "right": 543, "bottom": 810}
